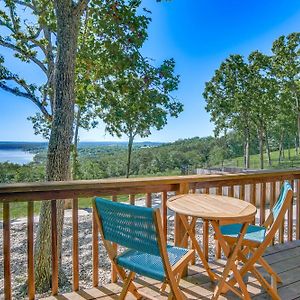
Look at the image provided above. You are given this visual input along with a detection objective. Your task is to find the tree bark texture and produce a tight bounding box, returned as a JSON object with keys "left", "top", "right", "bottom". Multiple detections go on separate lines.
{"left": 34, "top": 1, "right": 81, "bottom": 292}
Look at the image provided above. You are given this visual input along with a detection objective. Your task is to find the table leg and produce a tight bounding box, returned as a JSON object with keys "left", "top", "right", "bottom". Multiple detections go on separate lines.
{"left": 211, "top": 221, "right": 251, "bottom": 300}
{"left": 179, "top": 215, "right": 215, "bottom": 281}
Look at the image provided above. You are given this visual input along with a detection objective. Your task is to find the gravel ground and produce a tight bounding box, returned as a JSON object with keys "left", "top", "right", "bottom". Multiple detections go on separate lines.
{"left": 0, "top": 195, "right": 296, "bottom": 299}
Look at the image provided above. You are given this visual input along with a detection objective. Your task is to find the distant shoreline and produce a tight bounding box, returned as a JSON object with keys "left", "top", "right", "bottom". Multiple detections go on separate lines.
{"left": 0, "top": 149, "right": 35, "bottom": 165}
{"left": 0, "top": 140, "right": 164, "bottom": 150}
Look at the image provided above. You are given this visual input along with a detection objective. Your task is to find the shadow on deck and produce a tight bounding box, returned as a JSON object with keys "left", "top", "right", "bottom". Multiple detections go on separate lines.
{"left": 43, "top": 240, "right": 300, "bottom": 300}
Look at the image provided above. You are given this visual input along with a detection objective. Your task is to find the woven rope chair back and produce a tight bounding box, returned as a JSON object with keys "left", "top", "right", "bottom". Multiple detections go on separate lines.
{"left": 94, "top": 197, "right": 161, "bottom": 256}
{"left": 266, "top": 180, "right": 293, "bottom": 239}
{"left": 271, "top": 181, "right": 292, "bottom": 221}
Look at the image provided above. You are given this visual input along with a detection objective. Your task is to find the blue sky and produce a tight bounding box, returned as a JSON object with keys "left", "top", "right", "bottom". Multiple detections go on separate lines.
{"left": 1, "top": 0, "right": 300, "bottom": 142}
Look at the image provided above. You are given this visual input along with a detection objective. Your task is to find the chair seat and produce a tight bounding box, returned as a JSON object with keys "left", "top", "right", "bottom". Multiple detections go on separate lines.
{"left": 220, "top": 223, "right": 266, "bottom": 244}
{"left": 116, "top": 245, "right": 189, "bottom": 281}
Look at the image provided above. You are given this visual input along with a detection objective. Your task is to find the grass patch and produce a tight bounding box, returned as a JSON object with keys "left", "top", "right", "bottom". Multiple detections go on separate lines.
{"left": 223, "top": 148, "right": 300, "bottom": 170}
{"left": 0, "top": 194, "right": 144, "bottom": 220}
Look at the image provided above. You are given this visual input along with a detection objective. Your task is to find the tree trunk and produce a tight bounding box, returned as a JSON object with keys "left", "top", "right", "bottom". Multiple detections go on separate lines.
{"left": 297, "top": 112, "right": 300, "bottom": 155}
{"left": 278, "top": 131, "right": 284, "bottom": 164}
{"left": 295, "top": 136, "right": 299, "bottom": 156}
{"left": 126, "top": 134, "right": 134, "bottom": 178}
{"left": 258, "top": 128, "right": 264, "bottom": 170}
{"left": 244, "top": 128, "right": 250, "bottom": 169}
{"left": 65, "top": 108, "right": 81, "bottom": 209}
{"left": 72, "top": 107, "right": 81, "bottom": 180}
{"left": 34, "top": 2, "right": 81, "bottom": 292}
{"left": 264, "top": 128, "right": 272, "bottom": 166}
{"left": 288, "top": 140, "right": 291, "bottom": 160}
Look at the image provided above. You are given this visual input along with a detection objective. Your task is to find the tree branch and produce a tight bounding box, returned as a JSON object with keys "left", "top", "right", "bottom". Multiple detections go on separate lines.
{"left": 73, "top": 0, "right": 89, "bottom": 16}
{"left": 14, "top": 0, "right": 37, "bottom": 12}
{"left": 0, "top": 39, "right": 47, "bottom": 74}
{"left": 0, "top": 81, "right": 52, "bottom": 120}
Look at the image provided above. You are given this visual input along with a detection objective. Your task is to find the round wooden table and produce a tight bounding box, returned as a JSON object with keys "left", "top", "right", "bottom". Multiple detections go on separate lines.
{"left": 167, "top": 193, "right": 256, "bottom": 222}
{"left": 167, "top": 193, "right": 257, "bottom": 300}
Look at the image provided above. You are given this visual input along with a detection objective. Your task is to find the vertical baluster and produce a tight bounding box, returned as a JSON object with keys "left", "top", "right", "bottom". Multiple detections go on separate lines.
{"left": 111, "top": 195, "right": 118, "bottom": 283}
{"left": 279, "top": 181, "right": 285, "bottom": 243}
{"left": 3, "top": 202, "right": 11, "bottom": 300}
{"left": 27, "top": 201, "right": 35, "bottom": 299}
{"left": 270, "top": 182, "right": 276, "bottom": 244}
{"left": 51, "top": 200, "right": 58, "bottom": 295}
{"left": 288, "top": 181, "right": 294, "bottom": 242}
{"left": 146, "top": 193, "right": 152, "bottom": 208}
{"left": 228, "top": 185, "right": 234, "bottom": 197}
{"left": 297, "top": 180, "right": 300, "bottom": 240}
{"left": 239, "top": 184, "right": 245, "bottom": 200}
{"left": 269, "top": 182, "right": 275, "bottom": 209}
{"left": 129, "top": 194, "right": 135, "bottom": 205}
{"left": 250, "top": 184, "right": 256, "bottom": 225}
{"left": 260, "top": 183, "right": 266, "bottom": 225}
{"left": 92, "top": 206, "right": 99, "bottom": 287}
{"left": 162, "top": 191, "right": 168, "bottom": 242}
{"left": 72, "top": 198, "right": 79, "bottom": 291}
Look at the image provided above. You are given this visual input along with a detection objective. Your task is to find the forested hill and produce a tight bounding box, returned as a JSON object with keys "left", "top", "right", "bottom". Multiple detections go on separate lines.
{"left": 48, "top": 135, "right": 245, "bottom": 179}
{"left": 0, "top": 136, "right": 241, "bottom": 183}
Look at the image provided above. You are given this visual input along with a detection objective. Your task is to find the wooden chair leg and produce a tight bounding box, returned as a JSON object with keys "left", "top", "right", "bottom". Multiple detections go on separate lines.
{"left": 120, "top": 271, "right": 135, "bottom": 300}
{"left": 167, "top": 273, "right": 186, "bottom": 300}
{"left": 236, "top": 249, "right": 281, "bottom": 300}
{"left": 250, "top": 266, "right": 281, "bottom": 300}
{"left": 114, "top": 265, "right": 142, "bottom": 299}
{"left": 256, "top": 255, "right": 282, "bottom": 283}
{"left": 160, "top": 281, "right": 168, "bottom": 292}
{"left": 211, "top": 222, "right": 249, "bottom": 300}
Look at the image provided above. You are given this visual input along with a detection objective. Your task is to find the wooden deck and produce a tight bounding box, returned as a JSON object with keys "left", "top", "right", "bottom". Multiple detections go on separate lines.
{"left": 43, "top": 240, "right": 300, "bottom": 300}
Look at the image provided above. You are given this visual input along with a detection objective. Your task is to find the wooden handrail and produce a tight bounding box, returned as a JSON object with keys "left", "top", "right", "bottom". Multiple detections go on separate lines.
{"left": 1, "top": 168, "right": 300, "bottom": 202}
{"left": 2, "top": 169, "right": 300, "bottom": 299}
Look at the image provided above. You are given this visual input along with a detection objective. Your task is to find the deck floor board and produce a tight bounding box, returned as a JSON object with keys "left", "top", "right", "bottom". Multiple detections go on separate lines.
{"left": 42, "top": 241, "right": 300, "bottom": 300}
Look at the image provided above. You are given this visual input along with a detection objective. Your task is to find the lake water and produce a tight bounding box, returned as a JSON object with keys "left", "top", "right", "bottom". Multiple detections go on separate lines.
{"left": 0, "top": 149, "right": 35, "bottom": 164}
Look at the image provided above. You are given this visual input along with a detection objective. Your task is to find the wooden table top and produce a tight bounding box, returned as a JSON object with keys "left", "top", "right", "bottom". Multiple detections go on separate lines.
{"left": 167, "top": 194, "right": 257, "bottom": 222}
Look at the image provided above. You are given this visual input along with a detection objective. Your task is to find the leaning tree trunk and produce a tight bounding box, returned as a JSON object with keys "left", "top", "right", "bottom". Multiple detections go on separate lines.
{"left": 126, "top": 134, "right": 134, "bottom": 178}
{"left": 34, "top": 2, "right": 82, "bottom": 292}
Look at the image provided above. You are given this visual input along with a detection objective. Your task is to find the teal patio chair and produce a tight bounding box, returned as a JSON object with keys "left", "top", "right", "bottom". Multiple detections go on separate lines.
{"left": 93, "top": 197, "right": 194, "bottom": 300}
{"left": 216, "top": 181, "right": 293, "bottom": 300}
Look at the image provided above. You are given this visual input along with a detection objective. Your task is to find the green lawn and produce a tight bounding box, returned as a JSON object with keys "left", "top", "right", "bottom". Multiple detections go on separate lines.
{"left": 223, "top": 148, "right": 300, "bottom": 170}
{"left": 2, "top": 151, "right": 299, "bottom": 220}
{"left": 0, "top": 171, "right": 182, "bottom": 220}
{"left": 0, "top": 194, "right": 136, "bottom": 220}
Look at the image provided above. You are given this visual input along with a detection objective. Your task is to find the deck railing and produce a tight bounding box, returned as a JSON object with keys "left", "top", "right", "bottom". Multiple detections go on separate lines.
{"left": 1, "top": 169, "right": 300, "bottom": 299}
